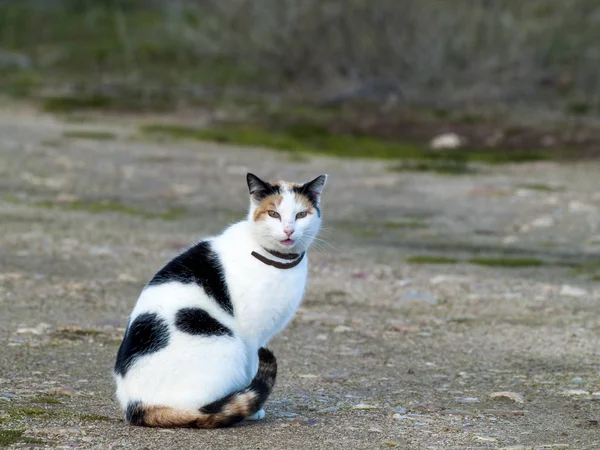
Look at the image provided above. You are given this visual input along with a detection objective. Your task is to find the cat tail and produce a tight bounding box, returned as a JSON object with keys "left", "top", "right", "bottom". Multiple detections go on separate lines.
{"left": 125, "top": 347, "right": 277, "bottom": 428}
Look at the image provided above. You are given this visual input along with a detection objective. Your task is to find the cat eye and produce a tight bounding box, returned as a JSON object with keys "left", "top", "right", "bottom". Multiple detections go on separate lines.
{"left": 268, "top": 210, "right": 280, "bottom": 219}
{"left": 296, "top": 211, "right": 308, "bottom": 219}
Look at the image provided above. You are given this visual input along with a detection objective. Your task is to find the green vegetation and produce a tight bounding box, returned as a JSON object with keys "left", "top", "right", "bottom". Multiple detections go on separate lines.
{"left": 33, "top": 396, "right": 62, "bottom": 405}
{"left": 517, "top": 183, "right": 565, "bottom": 192}
{"left": 33, "top": 199, "right": 188, "bottom": 221}
{"left": 390, "top": 158, "right": 475, "bottom": 175}
{"left": 406, "top": 256, "right": 459, "bottom": 264}
{"left": 63, "top": 130, "right": 117, "bottom": 140}
{"left": 468, "top": 257, "right": 545, "bottom": 267}
{"left": 384, "top": 220, "right": 428, "bottom": 229}
{"left": 6, "top": 408, "right": 46, "bottom": 419}
{"left": 0, "top": 429, "right": 43, "bottom": 447}
{"left": 141, "top": 123, "right": 546, "bottom": 163}
{"left": 80, "top": 414, "right": 111, "bottom": 421}
{"left": 53, "top": 328, "right": 104, "bottom": 341}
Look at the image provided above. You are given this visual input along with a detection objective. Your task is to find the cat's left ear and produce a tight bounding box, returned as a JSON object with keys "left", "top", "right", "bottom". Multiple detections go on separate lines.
{"left": 301, "top": 174, "right": 328, "bottom": 205}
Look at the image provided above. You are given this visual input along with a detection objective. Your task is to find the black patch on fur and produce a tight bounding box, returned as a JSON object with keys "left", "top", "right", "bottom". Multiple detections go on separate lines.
{"left": 247, "top": 173, "right": 280, "bottom": 202}
{"left": 147, "top": 241, "right": 234, "bottom": 315}
{"left": 292, "top": 182, "right": 322, "bottom": 217}
{"left": 215, "top": 414, "right": 245, "bottom": 428}
{"left": 125, "top": 401, "right": 146, "bottom": 426}
{"left": 114, "top": 313, "right": 170, "bottom": 377}
{"left": 200, "top": 393, "right": 235, "bottom": 414}
{"left": 175, "top": 308, "right": 233, "bottom": 337}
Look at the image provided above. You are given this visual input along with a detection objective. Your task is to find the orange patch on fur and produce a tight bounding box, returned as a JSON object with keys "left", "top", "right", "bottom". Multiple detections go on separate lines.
{"left": 294, "top": 192, "right": 315, "bottom": 214}
{"left": 142, "top": 405, "right": 199, "bottom": 427}
{"left": 253, "top": 194, "right": 283, "bottom": 221}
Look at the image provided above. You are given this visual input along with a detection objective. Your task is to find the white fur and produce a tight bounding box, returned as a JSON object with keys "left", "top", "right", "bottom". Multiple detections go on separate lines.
{"left": 114, "top": 178, "right": 325, "bottom": 416}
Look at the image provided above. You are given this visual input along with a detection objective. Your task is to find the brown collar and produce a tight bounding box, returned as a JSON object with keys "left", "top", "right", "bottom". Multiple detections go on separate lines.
{"left": 263, "top": 248, "right": 301, "bottom": 260}
{"left": 251, "top": 250, "right": 305, "bottom": 269}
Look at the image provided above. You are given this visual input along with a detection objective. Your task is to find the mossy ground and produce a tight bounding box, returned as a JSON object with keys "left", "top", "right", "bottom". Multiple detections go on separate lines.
{"left": 140, "top": 123, "right": 546, "bottom": 164}
{"left": 63, "top": 130, "right": 117, "bottom": 140}
{"left": 0, "top": 429, "right": 43, "bottom": 446}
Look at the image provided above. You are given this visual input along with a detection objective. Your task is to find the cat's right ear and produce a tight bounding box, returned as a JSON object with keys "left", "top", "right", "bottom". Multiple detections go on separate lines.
{"left": 247, "top": 173, "right": 271, "bottom": 202}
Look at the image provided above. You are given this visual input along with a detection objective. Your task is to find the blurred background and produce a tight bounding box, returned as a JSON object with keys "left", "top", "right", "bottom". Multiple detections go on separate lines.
{"left": 3, "top": 3, "right": 600, "bottom": 448}
{"left": 2, "top": 0, "right": 600, "bottom": 165}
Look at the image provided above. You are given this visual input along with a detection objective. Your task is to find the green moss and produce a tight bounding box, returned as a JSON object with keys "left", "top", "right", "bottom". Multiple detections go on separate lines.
{"left": 406, "top": 255, "right": 459, "bottom": 264}
{"left": 566, "top": 101, "right": 591, "bottom": 116}
{"left": 41, "top": 139, "right": 64, "bottom": 148}
{"left": 7, "top": 408, "right": 46, "bottom": 418}
{"left": 34, "top": 199, "right": 187, "bottom": 221}
{"left": 468, "top": 257, "right": 544, "bottom": 267}
{"left": 0, "top": 429, "right": 43, "bottom": 446}
{"left": 350, "top": 228, "right": 381, "bottom": 238}
{"left": 52, "top": 328, "right": 104, "bottom": 341}
{"left": 80, "top": 414, "right": 111, "bottom": 421}
{"left": 140, "top": 123, "right": 546, "bottom": 164}
{"left": 390, "top": 158, "right": 474, "bottom": 174}
{"left": 63, "top": 130, "right": 117, "bottom": 140}
{"left": 384, "top": 220, "right": 428, "bottom": 229}
{"left": 33, "top": 396, "right": 62, "bottom": 405}
{"left": 517, "top": 183, "right": 564, "bottom": 192}
{"left": 43, "top": 95, "right": 116, "bottom": 112}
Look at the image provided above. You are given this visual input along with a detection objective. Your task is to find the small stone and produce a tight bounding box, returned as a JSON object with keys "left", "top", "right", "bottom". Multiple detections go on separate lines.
{"left": 399, "top": 291, "right": 438, "bottom": 305}
{"left": 503, "top": 235, "right": 519, "bottom": 244}
{"left": 563, "top": 389, "right": 589, "bottom": 396}
{"left": 475, "top": 436, "right": 498, "bottom": 442}
{"left": 560, "top": 285, "right": 588, "bottom": 298}
{"left": 0, "top": 392, "right": 18, "bottom": 398}
{"left": 317, "top": 406, "right": 339, "bottom": 414}
{"left": 569, "top": 201, "right": 596, "bottom": 214}
{"left": 439, "top": 410, "right": 473, "bottom": 416}
{"left": 298, "top": 374, "right": 319, "bottom": 379}
{"left": 570, "top": 377, "right": 584, "bottom": 384}
{"left": 47, "top": 386, "right": 76, "bottom": 397}
{"left": 398, "top": 279, "right": 412, "bottom": 287}
{"left": 530, "top": 216, "right": 555, "bottom": 228}
{"left": 303, "top": 419, "right": 319, "bottom": 426}
{"left": 483, "top": 409, "right": 526, "bottom": 416}
{"left": 430, "top": 133, "right": 464, "bottom": 150}
{"left": 414, "top": 403, "right": 443, "bottom": 413}
{"left": 368, "top": 427, "right": 382, "bottom": 433}
{"left": 392, "top": 413, "right": 407, "bottom": 421}
{"left": 394, "top": 407, "right": 407, "bottom": 414}
{"left": 455, "top": 397, "right": 479, "bottom": 403}
{"left": 489, "top": 391, "right": 525, "bottom": 404}
{"left": 35, "top": 427, "right": 81, "bottom": 435}
{"left": 591, "top": 391, "right": 600, "bottom": 399}
{"left": 333, "top": 325, "right": 353, "bottom": 333}
{"left": 16, "top": 322, "right": 52, "bottom": 335}
{"left": 117, "top": 273, "right": 137, "bottom": 283}
{"left": 353, "top": 404, "right": 378, "bottom": 410}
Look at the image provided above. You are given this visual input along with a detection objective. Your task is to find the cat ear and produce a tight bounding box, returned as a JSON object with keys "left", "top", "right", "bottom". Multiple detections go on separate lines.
{"left": 247, "top": 173, "right": 272, "bottom": 202}
{"left": 300, "top": 174, "right": 327, "bottom": 205}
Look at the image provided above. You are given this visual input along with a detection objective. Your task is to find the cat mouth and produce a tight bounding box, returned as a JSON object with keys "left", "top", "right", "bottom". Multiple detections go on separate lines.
{"left": 280, "top": 239, "right": 295, "bottom": 246}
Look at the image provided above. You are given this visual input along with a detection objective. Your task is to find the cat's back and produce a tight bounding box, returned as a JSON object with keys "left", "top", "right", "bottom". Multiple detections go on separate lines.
{"left": 129, "top": 237, "right": 234, "bottom": 324}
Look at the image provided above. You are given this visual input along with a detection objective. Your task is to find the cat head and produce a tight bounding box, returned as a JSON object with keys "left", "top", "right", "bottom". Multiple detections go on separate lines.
{"left": 246, "top": 173, "right": 327, "bottom": 254}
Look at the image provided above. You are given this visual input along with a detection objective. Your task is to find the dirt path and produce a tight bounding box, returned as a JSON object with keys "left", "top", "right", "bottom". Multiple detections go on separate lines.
{"left": 1, "top": 106, "right": 600, "bottom": 449}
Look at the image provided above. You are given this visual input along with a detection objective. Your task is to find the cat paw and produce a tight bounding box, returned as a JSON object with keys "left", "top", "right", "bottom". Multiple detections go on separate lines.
{"left": 247, "top": 409, "right": 265, "bottom": 421}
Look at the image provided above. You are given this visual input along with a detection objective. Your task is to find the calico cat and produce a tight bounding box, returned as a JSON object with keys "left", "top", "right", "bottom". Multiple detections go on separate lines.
{"left": 114, "top": 173, "right": 327, "bottom": 428}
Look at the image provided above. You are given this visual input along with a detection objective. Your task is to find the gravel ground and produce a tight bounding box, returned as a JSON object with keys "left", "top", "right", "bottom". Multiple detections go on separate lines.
{"left": 1, "top": 105, "right": 600, "bottom": 449}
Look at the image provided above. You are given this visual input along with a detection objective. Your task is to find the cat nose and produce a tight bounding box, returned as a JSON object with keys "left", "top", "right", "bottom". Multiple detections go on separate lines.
{"left": 284, "top": 226, "right": 294, "bottom": 236}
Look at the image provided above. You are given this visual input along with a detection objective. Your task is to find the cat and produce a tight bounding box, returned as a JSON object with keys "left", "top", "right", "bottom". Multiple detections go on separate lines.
{"left": 113, "top": 172, "right": 327, "bottom": 428}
